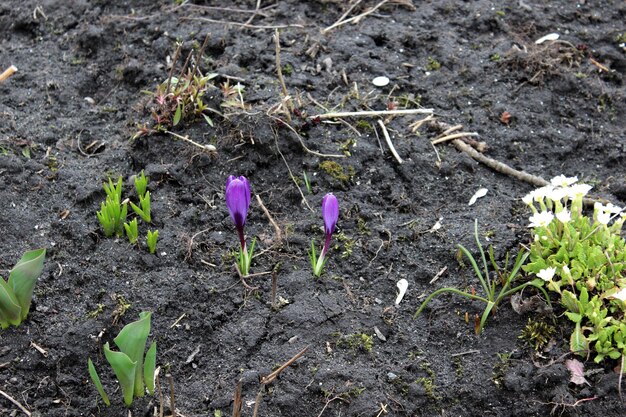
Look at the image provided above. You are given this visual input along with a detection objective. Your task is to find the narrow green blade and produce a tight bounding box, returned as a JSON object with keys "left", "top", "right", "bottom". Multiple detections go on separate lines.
{"left": 114, "top": 311, "right": 151, "bottom": 397}
{"left": 88, "top": 358, "right": 111, "bottom": 406}
{"left": 104, "top": 343, "right": 137, "bottom": 406}
{"left": 8, "top": 249, "right": 45, "bottom": 320}
{"left": 144, "top": 342, "right": 157, "bottom": 395}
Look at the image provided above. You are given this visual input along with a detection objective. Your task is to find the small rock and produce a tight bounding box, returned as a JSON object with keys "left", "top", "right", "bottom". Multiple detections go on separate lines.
{"left": 387, "top": 372, "right": 397, "bottom": 381}
{"left": 372, "top": 76, "right": 390, "bottom": 87}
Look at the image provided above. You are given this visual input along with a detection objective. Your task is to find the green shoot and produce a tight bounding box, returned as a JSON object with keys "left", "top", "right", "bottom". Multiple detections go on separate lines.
{"left": 302, "top": 171, "right": 312, "bottom": 194}
{"left": 124, "top": 219, "right": 139, "bottom": 245}
{"left": 414, "top": 220, "right": 550, "bottom": 334}
{"left": 130, "top": 191, "right": 151, "bottom": 223}
{"left": 0, "top": 249, "right": 46, "bottom": 329}
{"left": 97, "top": 176, "right": 127, "bottom": 237}
{"left": 88, "top": 312, "right": 157, "bottom": 407}
{"left": 134, "top": 170, "right": 149, "bottom": 198}
{"left": 147, "top": 230, "right": 159, "bottom": 254}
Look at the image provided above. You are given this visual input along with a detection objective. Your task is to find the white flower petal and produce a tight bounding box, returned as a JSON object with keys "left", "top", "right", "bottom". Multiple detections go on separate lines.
{"left": 537, "top": 267, "right": 557, "bottom": 281}
{"left": 556, "top": 209, "right": 571, "bottom": 224}
{"left": 535, "top": 33, "right": 560, "bottom": 44}
{"left": 468, "top": 188, "right": 488, "bottom": 206}
{"left": 528, "top": 211, "right": 554, "bottom": 228}
{"left": 396, "top": 279, "right": 409, "bottom": 305}
{"left": 550, "top": 175, "right": 578, "bottom": 188}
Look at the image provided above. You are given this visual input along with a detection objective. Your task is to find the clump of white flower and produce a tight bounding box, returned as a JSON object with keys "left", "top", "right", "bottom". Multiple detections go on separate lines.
{"left": 528, "top": 211, "right": 554, "bottom": 228}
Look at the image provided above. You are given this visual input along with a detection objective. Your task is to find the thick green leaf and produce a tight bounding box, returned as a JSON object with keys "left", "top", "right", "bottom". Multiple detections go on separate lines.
{"left": 114, "top": 311, "right": 151, "bottom": 397}
{"left": 88, "top": 358, "right": 111, "bottom": 406}
{"left": 0, "top": 278, "right": 22, "bottom": 328}
{"left": 8, "top": 249, "right": 46, "bottom": 320}
{"left": 565, "top": 312, "right": 582, "bottom": 323}
{"left": 561, "top": 290, "right": 579, "bottom": 313}
{"left": 104, "top": 342, "right": 137, "bottom": 407}
{"left": 173, "top": 104, "right": 182, "bottom": 126}
{"left": 144, "top": 342, "right": 157, "bottom": 395}
{"left": 570, "top": 322, "right": 588, "bottom": 357}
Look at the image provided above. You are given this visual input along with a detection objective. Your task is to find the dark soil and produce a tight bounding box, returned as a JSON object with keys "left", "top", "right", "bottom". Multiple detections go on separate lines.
{"left": 1, "top": 0, "right": 625, "bottom": 416}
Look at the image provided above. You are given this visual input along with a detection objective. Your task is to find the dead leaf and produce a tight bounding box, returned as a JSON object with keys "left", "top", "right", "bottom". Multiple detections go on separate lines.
{"left": 565, "top": 358, "right": 590, "bottom": 386}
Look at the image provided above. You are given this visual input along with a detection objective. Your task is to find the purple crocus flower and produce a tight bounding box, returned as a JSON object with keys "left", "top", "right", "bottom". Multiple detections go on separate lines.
{"left": 321, "top": 193, "right": 339, "bottom": 257}
{"left": 225, "top": 175, "right": 251, "bottom": 250}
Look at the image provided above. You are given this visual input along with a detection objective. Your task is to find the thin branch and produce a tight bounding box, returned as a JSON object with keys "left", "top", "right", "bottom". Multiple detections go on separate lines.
{"left": 0, "top": 389, "right": 31, "bottom": 416}
{"left": 0, "top": 65, "right": 17, "bottom": 83}
{"left": 273, "top": 29, "right": 293, "bottom": 120}
{"left": 451, "top": 139, "right": 547, "bottom": 187}
{"left": 270, "top": 116, "right": 345, "bottom": 158}
{"left": 322, "top": 0, "right": 388, "bottom": 33}
{"left": 431, "top": 132, "right": 480, "bottom": 145}
{"left": 311, "top": 108, "right": 434, "bottom": 119}
{"left": 377, "top": 119, "right": 403, "bottom": 164}
{"left": 165, "top": 130, "right": 217, "bottom": 152}
{"left": 255, "top": 194, "right": 282, "bottom": 244}
{"left": 182, "top": 17, "right": 303, "bottom": 29}
{"left": 260, "top": 346, "right": 309, "bottom": 384}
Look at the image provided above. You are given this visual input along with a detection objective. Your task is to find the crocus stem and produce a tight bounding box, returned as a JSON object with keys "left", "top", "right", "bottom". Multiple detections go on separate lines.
{"left": 321, "top": 233, "right": 332, "bottom": 258}
{"left": 237, "top": 227, "right": 246, "bottom": 252}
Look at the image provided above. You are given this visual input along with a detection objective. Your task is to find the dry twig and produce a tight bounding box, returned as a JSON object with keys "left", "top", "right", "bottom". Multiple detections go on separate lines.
{"left": 0, "top": 389, "right": 31, "bottom": 416}
{"left": 0, "top": 65, "right": 17, "bottom": 83}
{"left": 255, "top": 194, "right": 282, "bottom": 244}
{"left": 311, "top": 108, "right": 434, "bottom": 120}
{"left": 183, "top": 16, "right": 303, "bottom": 30}
{"left": 377, "top": 119, "right": 403, "bottom": 164}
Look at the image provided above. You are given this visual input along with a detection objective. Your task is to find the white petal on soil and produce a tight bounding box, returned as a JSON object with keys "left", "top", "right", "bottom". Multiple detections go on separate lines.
{"left": 372, "top": 76, "right": 390, "bottom": 87}
{"left": 395, "top": 279, "right": 408, "bottom": 305}
{"left": 535, "top": 33, "right": 560, "bottom": 44}
{"left": 468, "top": 188, "right": 488, "bottom": 206}
{"left": 429, "top": 217, "right": 443, "bottom": 232}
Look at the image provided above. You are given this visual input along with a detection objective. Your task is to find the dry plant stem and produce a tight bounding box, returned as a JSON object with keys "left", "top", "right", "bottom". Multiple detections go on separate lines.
{"left": 451, "top": 139, "right": 547, "bottom": 187}
{"left": 167, "top": 374, "right": 176, "bottom": 417}
{"left": 260, "top": 346, "right": 309, "bottom": 384}
{"left": 181, "top": 3, "right": 275, "bottom": 15}
{"left": 182, "top": 17, "right": 303, "bottom": 29}
{"left": 311, "top": 108, "right": 434, "bottom": 119}
{"left": 234, "top": 263, "right": 260, "bottom": 290}
{"left": 166, "top": 45, "right": 182, "bottom": 94}
{"left": 255, "top": 194, "right": 282, "bottom": 243}
{"left": 165, "top": 131, "right": 217, "bottom": 152}
{"left": 156, "top": 369, "right": 164, "bottom": 417}
{"left": 270, "top": 116, "right": 345, "bottom": 158}
{"left": 185, "top": 227, "right": 211, "bottom": 261}
{"left": 274, "top": 29, "right": 293, "bottom": 121}
{"left": 232, "top": 380, "right": 242, "bottom": 417}
{"left": 271, "top": 268, "right": 278, "bottom": 307}
{"left": 323, "top": 0, "right": 363, "bottom": 33}
{"left": 243, "top": 0, "right": 262, "bottom": 27}
{"left": 322, "top": 0, "right": 388, "bottom": 33}
{"left": 272, "top": 128, "right": 313, "bottom": 211}
{"left": 193, "top": 34, "right": 211, "bottom": 77}
{"left": 0, "top": 65, "right": 17, "bottom": 83}
{"left": 0, "top": 389, "right": 31, "bottom": 416}
{"left": 377, "top": 120, "right": 403, "bottom": 164}
{"left": 251, "top": 387, "right": 265, "bottom": 417}
{"left": 431, "top": 132, "right": 480, "bottom": 145}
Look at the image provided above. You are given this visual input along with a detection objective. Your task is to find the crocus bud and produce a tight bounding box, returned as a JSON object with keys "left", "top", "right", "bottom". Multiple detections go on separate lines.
{"left": 225, "top": 175, "right": 251, "bottom": 249}
{"left": 321, "top": 193, "right": 339, "bottom": 256}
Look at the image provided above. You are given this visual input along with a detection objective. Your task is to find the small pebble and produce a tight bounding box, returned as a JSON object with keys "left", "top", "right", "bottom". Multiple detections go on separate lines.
{"left": 387, "top": 372, "right": 397, "bottom": 381}
{"left": 372, "top": 76, "right": 390, "bottom": 87}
